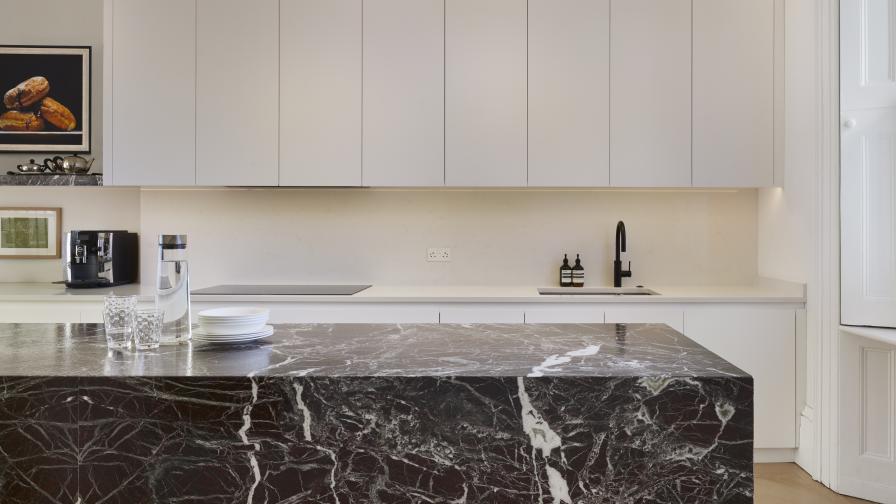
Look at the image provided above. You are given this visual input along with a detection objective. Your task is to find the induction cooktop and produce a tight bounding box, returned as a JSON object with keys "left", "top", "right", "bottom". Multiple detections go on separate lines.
{"left": 191, "top": 285, "right": 371, "bottom": 296}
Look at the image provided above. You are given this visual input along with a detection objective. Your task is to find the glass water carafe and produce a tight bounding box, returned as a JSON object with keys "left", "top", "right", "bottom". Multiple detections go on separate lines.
{"left": 156, "top": 234, "right": 191, "bottom": 344}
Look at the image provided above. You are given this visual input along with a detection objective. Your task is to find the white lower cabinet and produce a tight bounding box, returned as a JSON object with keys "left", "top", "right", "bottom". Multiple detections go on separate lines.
{"left": 604, "top": 307, "right": 684, "bottom": 332}
{"left": 192, "top": 302, "right": 439, "bottom": 324}
{"left": 683, "top": 307, "right": 796, "bottom": 448}
{"left": 525, "top": 306, "right": 604, "bottom": 323}
{"left": 439, "top": 305, "right": 526, "bottom": 324}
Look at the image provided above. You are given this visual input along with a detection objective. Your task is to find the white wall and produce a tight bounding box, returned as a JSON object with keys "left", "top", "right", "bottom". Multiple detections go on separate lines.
{"left": 0, "top": 187, "right": 140, "bottom": 282}
{"left": 757, "top": 0, "right": 821, "bottom": 476}
{"left": 139, "top": 188, "right": 759, "bottom": 288}
{"left": 0, "top": 0, "right": 104, "bottom": 172}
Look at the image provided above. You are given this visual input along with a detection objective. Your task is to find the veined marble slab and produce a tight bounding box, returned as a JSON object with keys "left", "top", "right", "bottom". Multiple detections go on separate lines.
{"left": 0, "top": 323, "right": 746, "bottom": 378}
{"left": 0, "top": 323, "right": 753, "bottom": 503}
{"left": 0, "top": 173, "right": 102, "bottom": 186}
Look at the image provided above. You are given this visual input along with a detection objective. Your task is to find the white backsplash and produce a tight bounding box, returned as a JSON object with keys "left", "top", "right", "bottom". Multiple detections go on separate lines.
{"left": 137, "top": 188, "right": 758, "bottom": 288}
{"left": 0, "top": 187, "right": 758, "bottom": 287}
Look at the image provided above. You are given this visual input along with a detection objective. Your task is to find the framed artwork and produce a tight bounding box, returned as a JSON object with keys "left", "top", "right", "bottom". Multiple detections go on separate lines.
{"left": 0, "top": 208, "right": 62, "bottom": 259}
{"left": 0, "top": 46, "right": 90, "bottom": 152}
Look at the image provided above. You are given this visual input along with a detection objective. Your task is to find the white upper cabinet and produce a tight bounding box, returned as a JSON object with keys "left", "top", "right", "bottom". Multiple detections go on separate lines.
{"left": 280, "top": 0, "right": 362, "bottom": 186}
{"left": 107, "top": 0, "right": 196, "bottom": 186}
{"left": 363, "top": 0, "right": 444, "bottom": 187}
{"left": 196, "top": 0, "right": 278, "bottom": 186}
{"left": 610, "top": 0, "right": 691, "bottom": 187}
{"left": 528, "top": 0, "right": 609, "bottom": 187}
{"left": 693, "top": 0, "right": 775, "bottom": 187}
{"left": 445, "top": 0, "right": 527, "bottom": 187}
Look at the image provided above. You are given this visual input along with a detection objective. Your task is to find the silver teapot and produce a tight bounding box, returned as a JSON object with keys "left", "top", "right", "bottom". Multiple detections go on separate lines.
{"left": 16, "top": 158, "right": 47, "bottom": 173}
{"left": 44, "top": 154, "right": 94, "bottom": 174}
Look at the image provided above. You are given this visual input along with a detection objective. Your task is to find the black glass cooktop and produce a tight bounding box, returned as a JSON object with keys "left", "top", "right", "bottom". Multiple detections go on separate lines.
{"left": 191, "top": 285, "right": 371, "bottom": 296}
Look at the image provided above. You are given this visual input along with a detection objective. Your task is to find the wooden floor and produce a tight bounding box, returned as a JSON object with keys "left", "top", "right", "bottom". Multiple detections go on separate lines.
{"left": 755, "top": 463, "right": 871, "bottom": 503}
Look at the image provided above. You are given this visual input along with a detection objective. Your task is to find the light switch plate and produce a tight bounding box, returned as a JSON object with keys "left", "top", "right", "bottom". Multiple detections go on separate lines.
{"left": 426, "top": 247, "right": 451, "bottom": 262}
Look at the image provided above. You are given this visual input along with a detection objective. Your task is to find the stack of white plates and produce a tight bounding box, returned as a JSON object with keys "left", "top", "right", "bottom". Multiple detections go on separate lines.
{"left": 195, "top": 307, "right": 272, "bottom": 344}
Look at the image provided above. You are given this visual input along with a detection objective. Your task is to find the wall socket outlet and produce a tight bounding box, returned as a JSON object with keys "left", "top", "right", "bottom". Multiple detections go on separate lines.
{"left": 426, "top": 247, "right": 451, "bottom": 262}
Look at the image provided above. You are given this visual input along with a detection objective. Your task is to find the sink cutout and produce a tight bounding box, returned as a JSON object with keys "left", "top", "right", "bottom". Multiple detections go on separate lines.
{"left": 538, "top": 287, "right": 659, "bottom": 296}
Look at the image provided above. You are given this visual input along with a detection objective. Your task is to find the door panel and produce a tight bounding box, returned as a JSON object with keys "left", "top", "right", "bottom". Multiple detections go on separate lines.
{"left": 196, "top": 0, "right": 278, "bottom": 186}
{"left": 605, "top": 307, "right": 684, "bottom": 333}
{"left": 693, "top": 0, "right": 774, "bottom": 187}
{"left": 363, "top": 0, "right": 444, "bottom": 186}
{"left": 683, "top": 308, "right": 796, "bottom": 448}
{"left": 110, "top": 0, "right": 196, "bottom": 186}
{"left": 610, "top": 0, "right": 691, "bottom": 187}
{"left": 528, "top": 0, "right": 609, "bottom": 187}
{"left": 839, "top": 330, "right": 896, "bottom": 502}
{"left": 842, "top": 0, "right": 896, "bottom": 110}
{"left": 280, "top": 0, "right": 362, "bottom": 186}
{"left": 842, "top": 108, "right": 896, "bottom": 327}
{"left": 445, "top": 0, "right": 527, "bottom": 186}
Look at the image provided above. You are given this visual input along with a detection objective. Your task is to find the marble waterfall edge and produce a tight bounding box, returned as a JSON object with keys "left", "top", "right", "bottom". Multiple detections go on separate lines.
{"left": 0, "top": 323, "right": 753, "bottom": 503}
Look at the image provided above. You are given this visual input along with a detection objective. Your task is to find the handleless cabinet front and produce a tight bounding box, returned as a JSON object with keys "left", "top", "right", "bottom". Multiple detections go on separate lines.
{"left": 692, "top": 0, "right": 774, "bottom": 187}
{"left": 528, "top": 0, "right": 609, "bottom": 187}
{"left": 280, "top": 0, "right": 362, "bottom": 186}
{"left": 196, "top": 0, "right": 278, "bottom": 186}
{"left": 363, "top": 0, "right": 444, "bottom": 187}
{"left": 610, "top": 0, "right": 691, "bottom": 187}
{"left": 445, "top": 0, "right": 527, "bottom": 187}
{"left": 108, "top": 0, "right": 196, "bottom": 186}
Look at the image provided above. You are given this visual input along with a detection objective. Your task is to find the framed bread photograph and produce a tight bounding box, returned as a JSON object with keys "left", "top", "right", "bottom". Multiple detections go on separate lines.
{"left": 0, "top": 46, "right": 90, "bottom": 152}
{"left": 0, "top": 208, "right": 62, "bottom": 259}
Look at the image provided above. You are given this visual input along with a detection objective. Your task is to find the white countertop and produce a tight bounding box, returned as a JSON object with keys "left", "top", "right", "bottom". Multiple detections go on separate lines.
{"left": 0, "top": 279, "right": 805, "bottom": 304}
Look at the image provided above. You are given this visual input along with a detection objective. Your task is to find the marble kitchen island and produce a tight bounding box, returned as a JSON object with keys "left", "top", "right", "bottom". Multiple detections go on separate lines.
{"left": 0, "top": 323, "right": 752, "bottom": 503}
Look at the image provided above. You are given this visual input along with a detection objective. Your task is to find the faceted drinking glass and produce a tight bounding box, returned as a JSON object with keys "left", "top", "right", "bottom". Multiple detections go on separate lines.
{"left": 103, "top": 295, "right": 137, "bottom": 349}
{"left": 134, "top": 308, "right": 164, "bottom": 350}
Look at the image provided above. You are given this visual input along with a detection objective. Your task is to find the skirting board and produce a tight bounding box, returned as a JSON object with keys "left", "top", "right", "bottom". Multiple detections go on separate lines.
{"left": 756, "top": 448, "right": 797, "bottom": 463}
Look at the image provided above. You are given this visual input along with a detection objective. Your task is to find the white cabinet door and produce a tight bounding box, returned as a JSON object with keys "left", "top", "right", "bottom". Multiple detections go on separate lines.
{"left": 693, "top": 0, "right": 774, "bottom": 187}
{"left": 280, "top": 305, "right": 439, "bottom": 324}
{"left": 610, "top": 0, "right": 691, "bottom": 187}
{"left": 842, "top": 109, "right": 896, "bottom": 327}
{"left": 683, "top": 307, "right": 796, "bottom": 448}
{"left": 440, "top": 306, "right": 525, "bottom": 324}
{"left": 604, "top": 307, "right": 684, "bottom": 333}
{"left": 196, "top": 0, "right": 278, "bottom": 186}
{"left": 109, "top": 0, "right": 196, "bottom": 186}
{"left": 445, "top": 0, "right": 526, "bottom": 186}
{"left": 363, "top": 0, "right": 444, "bottom": 187}
{"left": 528, "top": 0, "right": 609, "bottom": 187}
{"left": 280, "top": 0, "right": 362, "bottom": 186}
{"left": 525, "top": 306, "right": 604, "bottom": 324}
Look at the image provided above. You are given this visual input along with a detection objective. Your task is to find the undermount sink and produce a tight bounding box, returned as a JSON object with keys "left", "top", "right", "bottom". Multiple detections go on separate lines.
{"left": 538, "top": 287, "right": 659, "bottom": 296}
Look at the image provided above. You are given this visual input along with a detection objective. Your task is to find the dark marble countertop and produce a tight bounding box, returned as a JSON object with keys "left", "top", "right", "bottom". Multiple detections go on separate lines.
{"left": 0, "top": 322, "right": 748, "bottom": 378}
{"left": 0, "top": 173, "right": 102, "bottom": 186}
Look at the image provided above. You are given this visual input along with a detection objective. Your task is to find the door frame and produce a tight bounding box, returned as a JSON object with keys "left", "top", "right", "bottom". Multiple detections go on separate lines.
{"left": 794, "top": 0, "right": 840, "bottom": 491}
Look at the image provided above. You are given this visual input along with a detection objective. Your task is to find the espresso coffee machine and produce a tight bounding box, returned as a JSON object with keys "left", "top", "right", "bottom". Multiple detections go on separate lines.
{"left": 63, "top": 230, "right": 139, "bottom": 288}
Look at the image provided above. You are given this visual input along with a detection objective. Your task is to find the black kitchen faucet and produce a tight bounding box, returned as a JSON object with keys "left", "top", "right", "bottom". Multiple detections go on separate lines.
{"left": 614, "top": 221, "right": 632, "bottom": 288}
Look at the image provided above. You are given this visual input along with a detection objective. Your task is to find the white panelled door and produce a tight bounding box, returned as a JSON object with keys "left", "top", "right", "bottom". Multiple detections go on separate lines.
{"left": 840, "top": 0, "right": 896, "bottom": 500}
{"left": 842, "top": 0, "right": 896, "bottom": 329}
{"left": 841, "top": 108, "right": 896, "bottom": 328}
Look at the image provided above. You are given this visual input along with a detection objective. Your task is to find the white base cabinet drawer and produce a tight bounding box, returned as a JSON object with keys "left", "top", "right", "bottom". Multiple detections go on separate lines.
{"left": 604, "top": 307, "right": 684, "bottom": 332}
{"left": 525, "top": 306, "right": 604, "bottom": 324}
{"left": 683, "top": 307, "right": 796, "bottom": 448}
{"left": 192, "top": 302, "right": 439, "bottom": 324}
{"left": 439, "top": 305, "right": 525, "bottom": 324}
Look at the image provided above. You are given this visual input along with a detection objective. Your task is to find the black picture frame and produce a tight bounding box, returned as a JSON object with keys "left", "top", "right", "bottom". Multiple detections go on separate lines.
{"left": 0, "top": 45, "right": 91, "bottom": 153}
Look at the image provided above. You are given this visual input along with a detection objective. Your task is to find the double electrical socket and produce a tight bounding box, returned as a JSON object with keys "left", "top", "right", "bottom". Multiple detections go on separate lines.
{"left": 426, "top": 247, "right": 451, "bottom": 262}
